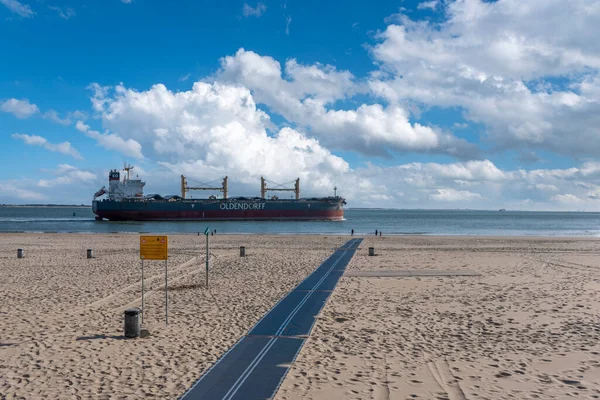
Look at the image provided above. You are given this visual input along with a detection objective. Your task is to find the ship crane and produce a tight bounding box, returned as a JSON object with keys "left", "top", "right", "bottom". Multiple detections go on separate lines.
{"left": 261, "top": 177, "right": 300, "bottom": 200}
{"left": 181, "top": 175, "right": 228, "bottom": 199}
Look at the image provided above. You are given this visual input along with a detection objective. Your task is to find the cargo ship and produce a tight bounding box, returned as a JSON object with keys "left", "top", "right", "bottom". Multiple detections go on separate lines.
{"left": 92, "top": 165, "right": 345, "bottom": 221}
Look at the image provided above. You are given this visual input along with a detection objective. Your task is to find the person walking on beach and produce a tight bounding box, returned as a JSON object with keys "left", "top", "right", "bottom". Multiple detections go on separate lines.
{"left": 379, "top": 231, "right": 382, "bottom": 236}
{"left": 375, "top": 229, "right": 378, "bottom": 236}
{"left": 351, "top": 229, "right": 354, "bottom": 236}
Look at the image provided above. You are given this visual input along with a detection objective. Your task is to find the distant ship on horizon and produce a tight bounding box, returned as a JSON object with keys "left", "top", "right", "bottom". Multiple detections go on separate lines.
{"left": 92, "top": 165, "right": 345, "bottom": 221}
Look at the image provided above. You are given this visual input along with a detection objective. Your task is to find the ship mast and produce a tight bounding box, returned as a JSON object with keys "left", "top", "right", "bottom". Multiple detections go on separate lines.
{"left": 181, "top": 175, "right": 228, "bottom": 199}
{"left": 123, "top": 163, "right": 134, "bottom": 181}
{"left": 260, "top": 177, "right": 300, "bottom": 200}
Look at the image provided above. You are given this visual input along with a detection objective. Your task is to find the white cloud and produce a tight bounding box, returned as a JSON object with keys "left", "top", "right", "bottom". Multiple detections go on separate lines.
{"left": 121, "top": 0, "right": 132, "bottom": 3}
{"left": 285, "top": 16, "right": 291, "bottom": 35}
{"left": 179, "top": 73, "right": 191, "bottom": 82}
{"left": 217, "top": 49, "right": 477, "bottom": 158}
{"left": 0, "top": 98, "right": 38, "bottom": 119}
{"left": 12, "top": 133, "right": 82, "bottom": 159}
{"left": 417, "top": 1, "right": 439, "bottom": 11}
{"left": 242, "top": 2, "right": 266, "bottom": 17}
{"left": 86, "top": 81, "right": 348, "bottom": 190}
{"left": 75, "top": 120, "right": 144, "bottom": 159}
{"left": 0, "top": 183, "right": 45, "bottom": 201}
{"left": 37, "top": 164, "right": 96, "bottom": 188}
{"left": 74, "top": 75, "right": 600, "bottom": 209}
{"left": 87, "top": 83, "right": 110, "bottom": 112}
{"left": 534, "top": 183, "right": 559, "bottom": 192}
{"left": 69, "top": 110, "right": 88, "bottom": 120}
{"left": 551, "top": 193, "right": 584, "bottom": 204}
{"left": 43, "top": 110, "right": 71, "bottom": 125}
{"left": 430, "top": 188, "right": 482, "bottom": 202}
{"left": 369, "top": 1, "right": 600, "bottom": 157}
{"left": 0, "top": 0, "right": 34, "bottom": 18}
{"left": 48, "top": 5, "right": 75, "bottom": 19}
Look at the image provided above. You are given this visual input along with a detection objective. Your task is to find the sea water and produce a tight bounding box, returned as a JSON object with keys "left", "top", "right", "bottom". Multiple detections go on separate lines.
{"left": 1, "top": 206, "right": 600, "bottom": 236}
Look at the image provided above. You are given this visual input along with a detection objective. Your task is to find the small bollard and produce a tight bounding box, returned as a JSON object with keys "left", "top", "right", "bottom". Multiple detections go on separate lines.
{"left": 17, "top": 249, "right": 24, "bottom": 258}
{"left": 368, "top": 247, "right": 375, "bottom": 256}
{"left": 87, "top": 249, "right": 93, "bottom": 259}
{"left": 124, "top": 308, "right": 141, "bottom": 338}
{"left": 240, "top": 246, "right": 246, "bottom": 257}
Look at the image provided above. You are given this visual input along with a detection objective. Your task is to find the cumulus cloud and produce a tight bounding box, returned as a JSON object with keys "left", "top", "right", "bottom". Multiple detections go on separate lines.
{"left": 338, "top": 159, "right": 600, "bottom": 210}
{"left": 369, "top": 0, "right": 600, "bottom": 157}
{"left": 1, "top": 98, "right": 38, "bottom": 119}
{"left": 0, "top": 183, "right": 45, "bottom": 201}
{"left": 86, "top": 81, "right": 348, "bottom": 191}
{"left": 75, "top": 120, "right": 143, "bottom": 160}
{"left": 551, "top": 193, "right": 585, "bottom": 204}
{"left": 417, "top": 1, "right": 439, "bottom": 11}
{"left": 217, "top": 49, "right": 477, "bottom": 158}
{"left": 0, "top": 0, "right": 34, "bottom": 18}
{"left": 12, "top": 133, "right": 82, "bottom": 159}
{"left": 72, "top": 3, "right": 600, "bottom": 210}
{"left": 38, "top": 164, "right": 96, "bottom": 188}
{"left": 43, "top": 110, "right": 71, "bottom": 125}
{"left": 69, "top": 110, "right": 88, "bottom": 120}
{"left": 242, "top": 2, "right": 266, "bottom": 17}
{"left": 430, "top": 188, "right": 483, "bottom": 202}
{"left": 79, "top": 73, "right": 600, "bottom": 209}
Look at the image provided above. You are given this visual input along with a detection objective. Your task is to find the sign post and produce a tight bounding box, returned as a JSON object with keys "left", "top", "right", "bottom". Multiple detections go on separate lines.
{"left": 140, "top": 236, "right": 169, "bottom": 324}
{"left": 141, "top": 259, "right": 144, "bottom": 324}
{"left": 204, "top": 227, "right": 210, "bottom": 288}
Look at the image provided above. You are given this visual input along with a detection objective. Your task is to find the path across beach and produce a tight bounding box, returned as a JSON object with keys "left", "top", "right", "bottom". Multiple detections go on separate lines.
{"left": 179, "top": 238, "right": 363, "bottom": 400}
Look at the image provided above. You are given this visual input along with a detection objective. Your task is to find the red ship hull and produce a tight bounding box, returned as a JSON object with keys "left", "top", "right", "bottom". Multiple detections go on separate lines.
{"left": 94, "top": 208, "right": 344, "bottom": 221}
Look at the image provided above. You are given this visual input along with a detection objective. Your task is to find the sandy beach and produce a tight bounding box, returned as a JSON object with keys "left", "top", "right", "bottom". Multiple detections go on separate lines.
{"left": 2, "top": 234, "right": 600, "bottom": 399}
{"left": 276, "top": 236, "right": 600, "bottom": 400}
{"left": 0, "top": 233, "right": 346, "bottom": 399}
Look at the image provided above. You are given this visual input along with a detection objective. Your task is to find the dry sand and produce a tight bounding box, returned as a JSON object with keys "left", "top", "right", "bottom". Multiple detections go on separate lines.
{"left": 0, "top": 233, "right": 346, "bottom": 399}
{"left": 276, "top": 236, "right": 600, "bottom": 400}
{"left": 3, "top": 235, "right": 600, "bottom": 399}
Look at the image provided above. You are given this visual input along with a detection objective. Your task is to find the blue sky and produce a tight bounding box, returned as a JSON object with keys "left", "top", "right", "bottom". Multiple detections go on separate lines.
{"left": 1, "top": 0, "right": 599, "bottom": 210}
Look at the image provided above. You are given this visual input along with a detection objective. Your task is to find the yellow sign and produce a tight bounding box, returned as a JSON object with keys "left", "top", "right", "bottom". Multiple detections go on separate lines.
{"left": 140, "top": 236, "right": 168, "bottom": 260}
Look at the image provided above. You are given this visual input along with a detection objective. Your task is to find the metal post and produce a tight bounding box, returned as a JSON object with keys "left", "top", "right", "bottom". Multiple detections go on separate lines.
{"left": 206, "top": 234, "right": 209, "bottom": 288}
{"left": 165, "top": 260, "right": 168, "bottom": 325}
{"left": 141, "top": 259, "right": 144, "bottom": 324}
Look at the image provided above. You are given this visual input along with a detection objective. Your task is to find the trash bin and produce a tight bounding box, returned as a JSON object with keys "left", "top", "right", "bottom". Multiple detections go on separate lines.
{"left": 17, "top": 249, "right": 24, "bottom": 258}
{"left": 124, "top": 308, "right": 141, "bottom": 338}
{"left": 240, "top": 246, "right": 246, "bottom": 257}
{"left": 87, "top": 249, "right": 94, "bottom": 259}
{"left": 368, "top": 247, "right": 375, "bottom": 256}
